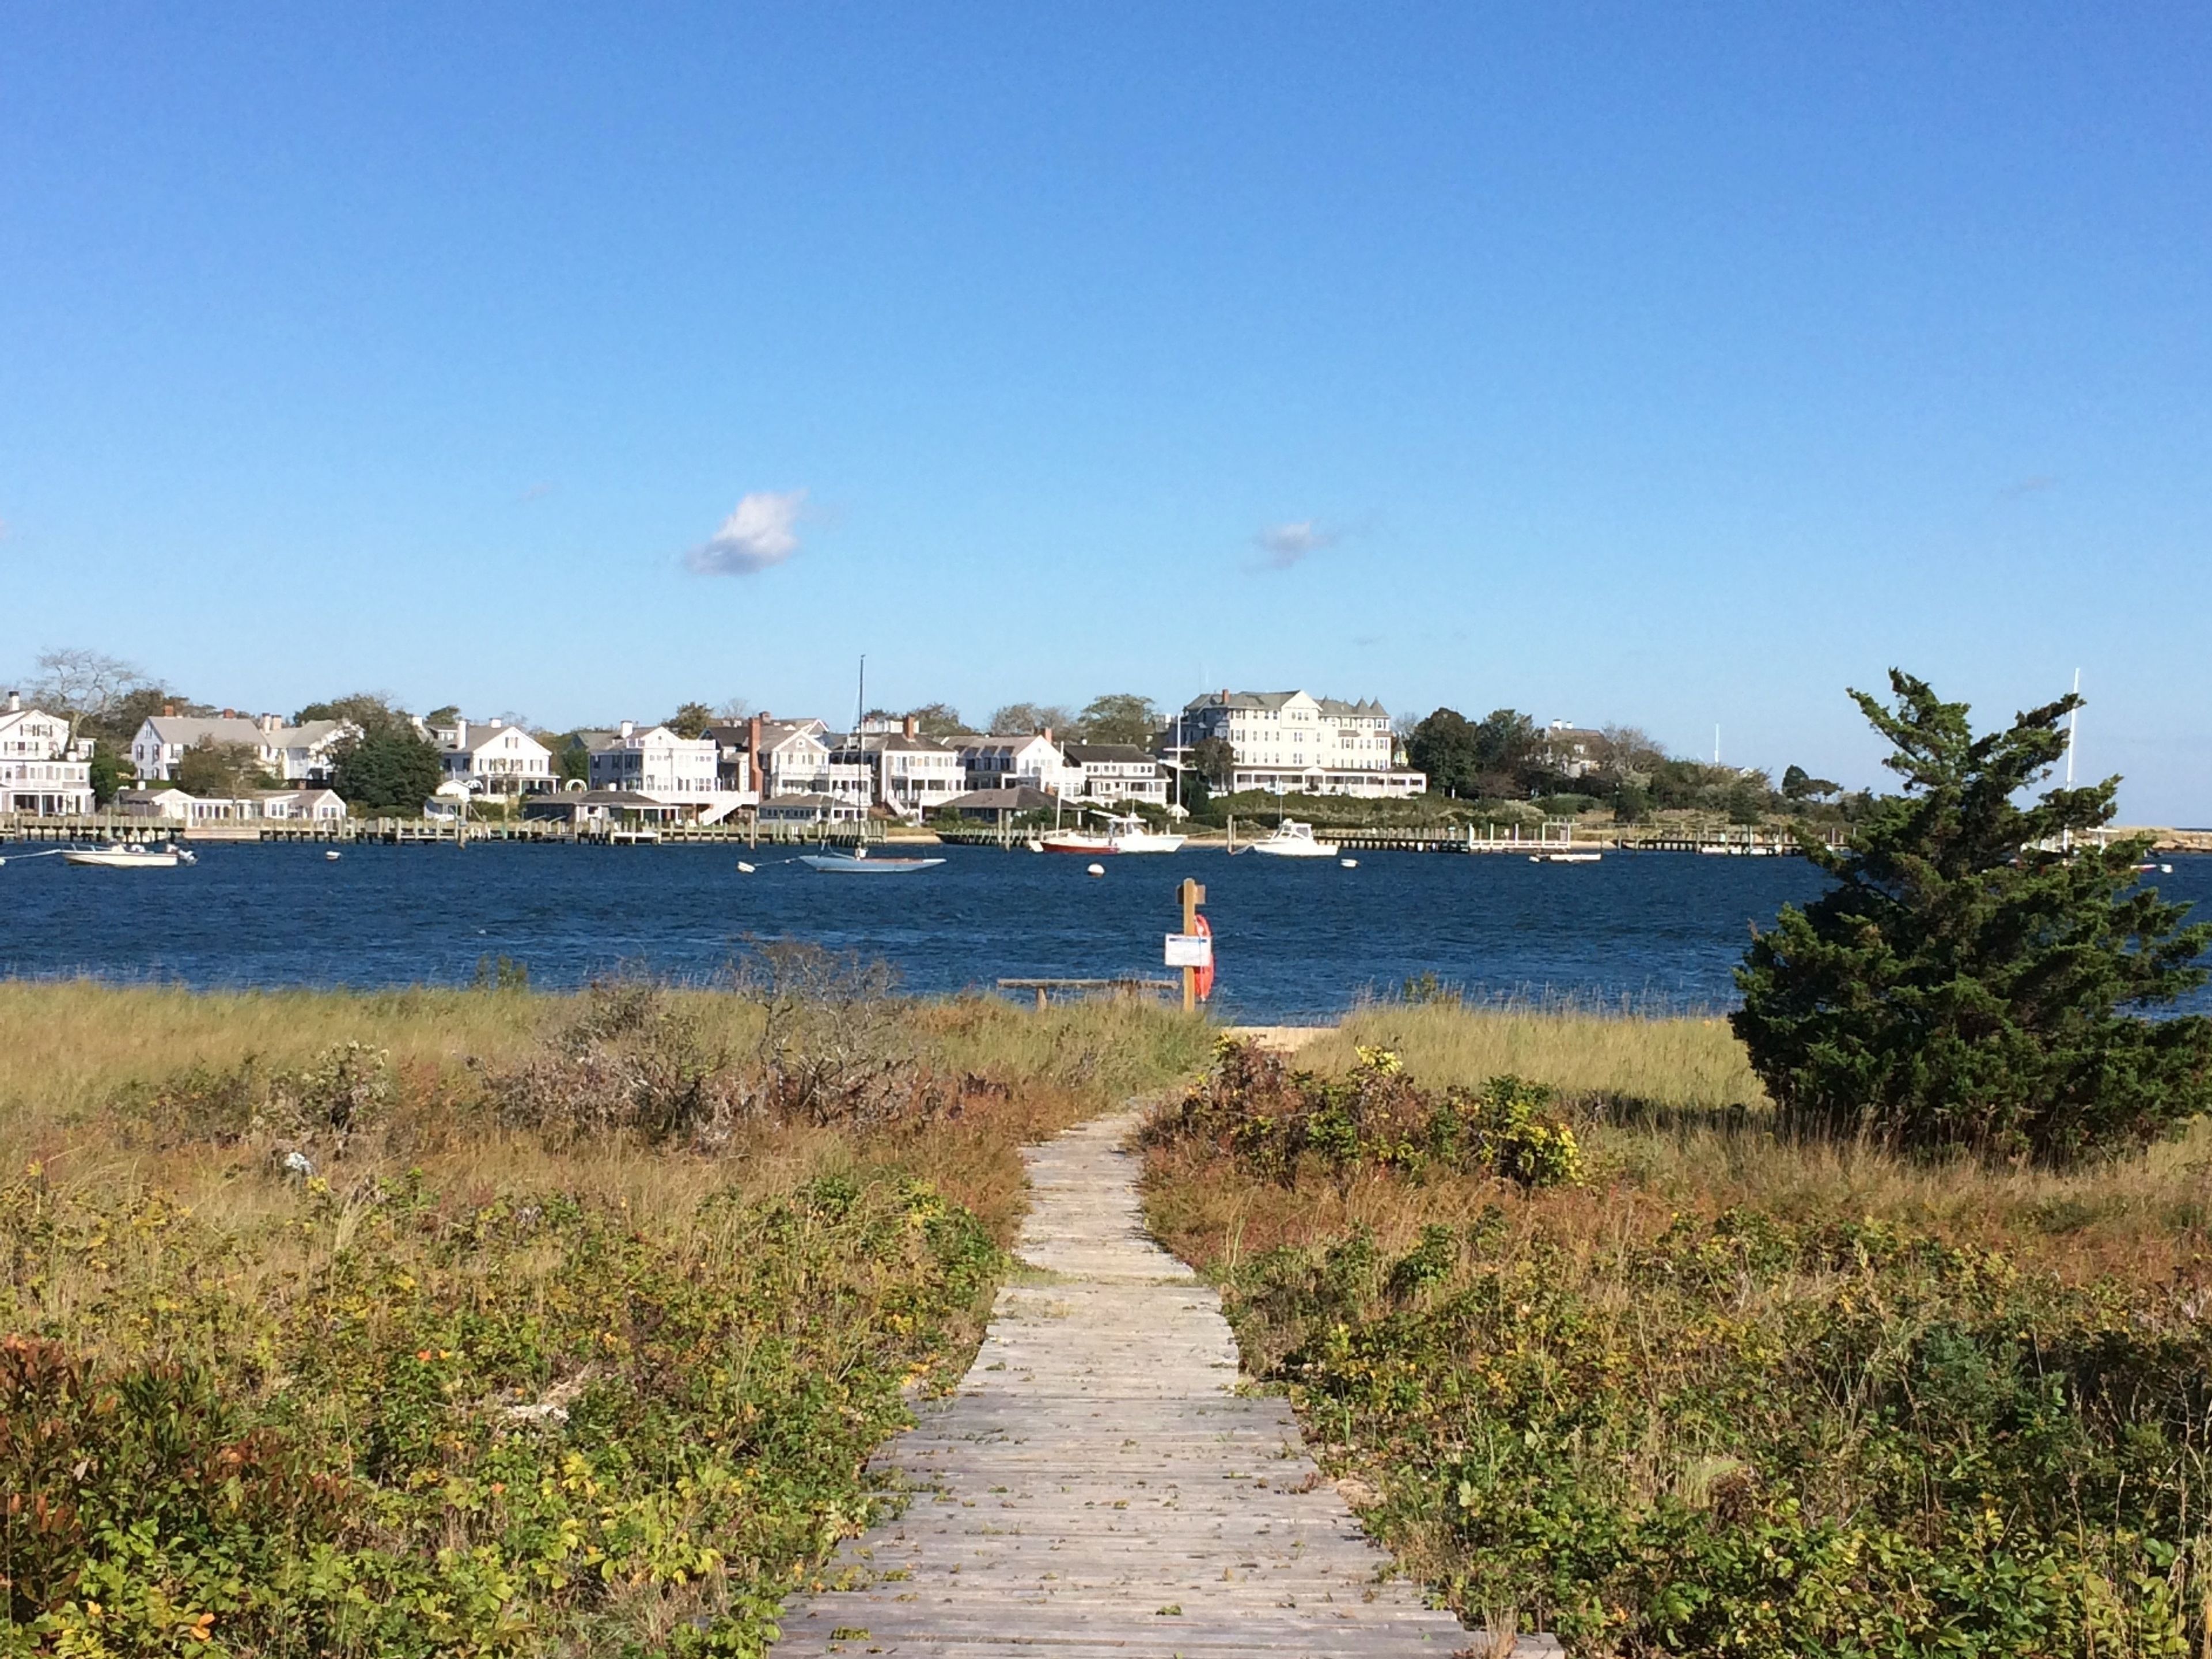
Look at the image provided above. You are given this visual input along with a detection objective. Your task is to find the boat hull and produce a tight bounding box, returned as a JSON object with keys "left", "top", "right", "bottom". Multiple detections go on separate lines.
{"left": 798, "top": 854, "right": 945, "bottom": 874}
{"left": 65, "top": 848, "right": 180, "bottom": 869}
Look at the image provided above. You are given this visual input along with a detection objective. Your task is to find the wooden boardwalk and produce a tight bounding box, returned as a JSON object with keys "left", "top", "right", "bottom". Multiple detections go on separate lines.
{"left": 773, "top": 1109, "right": 1551, "bottom": 1657}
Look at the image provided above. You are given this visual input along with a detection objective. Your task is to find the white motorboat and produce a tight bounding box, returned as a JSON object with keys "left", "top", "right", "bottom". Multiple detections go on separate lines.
{"left": 1533, "top": 851, "right": 1603, "bottom": 863}
{"left": 800, "top": 846, "right": 945, "bottom": 874}
{"left": 64, "top": 842, "right": 187, "bottom": 869}
{"left": 1039, "top": 813, "right": 1187, "bottom": 855}
{"left": 1247, "top": 820, "right": 1340, "bottom": 859}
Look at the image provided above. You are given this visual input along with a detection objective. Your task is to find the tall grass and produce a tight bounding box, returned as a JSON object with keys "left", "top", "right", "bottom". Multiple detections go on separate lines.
{"left": 1143, "top": 1008, "right": 2212, "bottom": 1656}
{"left": 0, "top": 978, "right": 1210, "bottom": 1656}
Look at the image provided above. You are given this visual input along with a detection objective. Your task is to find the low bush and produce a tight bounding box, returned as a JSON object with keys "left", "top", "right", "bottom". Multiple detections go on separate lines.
{"left": 1143, "top": 1020, "right": 2212, "bottom": 1658}
{"left": 1143, "top": 1040, "right": 1583, "bottom": 1190}
{"left": 1218, "top": 1203, "right": 2212, "bottom": 1657}
{"left": 1, "top": 1166, "right": 996, "bottom": 1656}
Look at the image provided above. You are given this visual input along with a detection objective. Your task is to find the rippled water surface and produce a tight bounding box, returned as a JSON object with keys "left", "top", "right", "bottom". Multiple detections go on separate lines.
{"left": 5, "top": 842, "right": 2207, "bottom": 1022}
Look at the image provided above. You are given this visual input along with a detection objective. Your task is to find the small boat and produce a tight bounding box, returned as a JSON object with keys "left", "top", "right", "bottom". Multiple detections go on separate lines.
{"left": 324, "top": 850, "right": 342, "bottom": 861}
{"left": 65, "top": 843, "right": 185, "bottom": 869}
{"left": 1039, "top": 813, "right": 1187, "bottom": 855}
{"left": 799, "top": 846, "right": 945, "bottom": 874}
{"left": 1247, "top": 820, "right": 1340, "bottom": 859}
{"left": 1533, "top": 851, "right": 1603, "bottom": 863}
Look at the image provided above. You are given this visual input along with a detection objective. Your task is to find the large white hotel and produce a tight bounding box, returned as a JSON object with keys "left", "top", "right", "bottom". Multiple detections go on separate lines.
{"left": 1164, "top": 690, "right": 1426, "bottom": 798}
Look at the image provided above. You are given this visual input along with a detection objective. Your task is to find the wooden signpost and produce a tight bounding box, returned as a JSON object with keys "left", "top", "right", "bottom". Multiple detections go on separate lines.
{"left": 1175, "top": 878, "right": 1205, "bottom": 1012}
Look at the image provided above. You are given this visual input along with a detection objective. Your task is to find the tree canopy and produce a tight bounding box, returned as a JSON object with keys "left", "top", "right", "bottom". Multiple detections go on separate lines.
{"left": 988, "top": 702, "right": 1074, "bottom": 736}
{"left": 664, "top": 702, "right": 714, "bottom": 738}
{"left": 1733, "top": 671, "right": 2211, "bottom": 1165}
{"left": 176, "top": 740, "right": 276, "bottom": 798}
{"left": 295, "top": 693, "right": 410, "bottom": 736}
{"left": 1075, "top": 694, "right": 1161, "bottom": 747}
{"left": 329, "top": 714, "right": 443, "bottom": 813}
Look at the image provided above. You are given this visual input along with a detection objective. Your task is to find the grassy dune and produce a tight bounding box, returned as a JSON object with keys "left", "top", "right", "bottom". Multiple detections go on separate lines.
{"left": 0, "top": 978, "right": 1209, "bottom": 1657}
{"left": 1145, "top": 1007, "right": 2212, "bottom": 1658}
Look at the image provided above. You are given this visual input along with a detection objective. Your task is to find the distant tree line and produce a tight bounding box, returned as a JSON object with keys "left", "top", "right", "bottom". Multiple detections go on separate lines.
{"left": 1402, "top": 704, "right": 1868, "bottom": 824}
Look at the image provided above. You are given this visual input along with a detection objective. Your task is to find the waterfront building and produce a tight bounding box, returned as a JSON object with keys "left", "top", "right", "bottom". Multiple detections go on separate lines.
{"left": 130, "top": 710, "right": 353, "bottom": 784}
{"left": 1165, "top": 690, "right": 1426, "bottom": 798}
{"left": 430, "top": 717, "right": 556, "bottom": 795}
{"left": 0, "top": 691, "right": 96, "bottom": 816}
{"left": 757, "top": 791, "right": 870, "bottom": 826}
{"left": 715, "top": 716, "right": 873, "bottom": 809}
{"left": 116, "top": 786, "right": 347, "bottom": 824}
{"left": 955, "top": 730, "right": 1076, "bottom": 796}
{"left": 1539, "top": 721, "right": 1606, "bottom": 780}
{"left": 1062, "top": 743, "right": 1171, "bottom": 807}
{"left": 832, "top": 716, "right": 966, "bottom": 819}
{"left": 587, "top": 721, "right": 752, "bottom": 822}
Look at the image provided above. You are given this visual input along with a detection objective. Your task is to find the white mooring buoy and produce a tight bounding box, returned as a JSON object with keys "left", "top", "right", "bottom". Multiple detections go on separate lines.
{"left": 1086, "top": 862, "right": 1105, "bottom": 877}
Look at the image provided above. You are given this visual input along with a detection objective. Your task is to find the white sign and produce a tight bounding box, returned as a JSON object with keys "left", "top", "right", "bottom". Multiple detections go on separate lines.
{"left": 1164, "top": 933, "right": 1213, "bottom": 968}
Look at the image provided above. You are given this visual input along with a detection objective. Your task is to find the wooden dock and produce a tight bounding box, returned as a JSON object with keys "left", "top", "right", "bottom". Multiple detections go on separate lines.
{"left": 771, "top": 1108, "right": 1548, "bottom": 1657}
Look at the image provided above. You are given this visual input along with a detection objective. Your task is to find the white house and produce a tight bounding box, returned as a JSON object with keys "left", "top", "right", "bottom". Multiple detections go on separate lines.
{"left": 1166, "top": 690, "right": 1426, "bottom": 798}
{"left": 431, "top": 718, "right": 555, "bottom": 795}
{"left": 955, "top": 731, "right": 1077, "bottom": 796}
{"left": 1539, "top": 722, "right": 1605, "bottom": 780}
{"left": 131, "top": 711, "right": 353, "bottom": 783}
{"left": 118, "top": 787, "right": 347, "bottom": 825}
{"left": 0, "top": 692, "right": 96, "bottom": 816}
{"left": 1063, "top": 743, "right": 1170, "bottom": 807}
{"left": 588, "top": 722, "right": 751, "bottom": 822}
{"left": 703, "top": 716, "right": 869, "bottom": 811}
{"left": 834, "top": 717, "right": 966, "bottom": 818}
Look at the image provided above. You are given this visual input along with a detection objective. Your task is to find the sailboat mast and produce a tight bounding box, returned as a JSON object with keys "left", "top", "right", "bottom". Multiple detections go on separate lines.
{"left": 2065, "top": 667, "right": 2080, "bottom": 787}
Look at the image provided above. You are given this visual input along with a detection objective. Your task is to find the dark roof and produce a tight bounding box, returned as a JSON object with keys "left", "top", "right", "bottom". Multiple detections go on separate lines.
{"left": 1062, "top": 744, "right": 1158, "bottom": 765}
{"left": 944, "top": 786, "right": 1061, "bottom": 813}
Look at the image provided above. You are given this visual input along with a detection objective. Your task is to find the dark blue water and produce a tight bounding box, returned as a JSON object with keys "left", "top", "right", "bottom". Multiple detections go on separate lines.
{"left": 3, "top": 843, "right": 2207, "bottom": 1022}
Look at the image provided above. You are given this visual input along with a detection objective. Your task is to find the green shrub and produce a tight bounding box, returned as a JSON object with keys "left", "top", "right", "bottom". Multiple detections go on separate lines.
{"left": 1735, "top": 671, "right": 2212, "bottom": 1165}
{"left": 0, "top": 1168, "right": 999, "bottom": 1656}
{"left": 1222, "top": 1207, "right": 2212, "bottom": 1657}
{"left": 1143, "top": 1040, "right": 1582, "bottom": 1190}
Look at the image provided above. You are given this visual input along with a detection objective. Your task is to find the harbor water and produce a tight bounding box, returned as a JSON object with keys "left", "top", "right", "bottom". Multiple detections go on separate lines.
{"left": 5, "top": 843, "right": 2209, "bottom": 1023}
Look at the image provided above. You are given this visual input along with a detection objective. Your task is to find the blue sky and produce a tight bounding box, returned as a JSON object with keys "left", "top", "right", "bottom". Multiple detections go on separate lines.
{"left": 3, "top": 4, "right": 2207, "bottom": 819}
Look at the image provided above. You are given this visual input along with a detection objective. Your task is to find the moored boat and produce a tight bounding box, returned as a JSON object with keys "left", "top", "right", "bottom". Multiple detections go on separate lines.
{"left": 64, "top": 842, "right": 187, "bottom": 869}
{"left": 799, "top": 847, "right": 945, "bottom": 874}
{"left": 1039, "top": 813, "right": 1186, "bottom": 855}
{"left": 1246, "top": 820, "right": 1340, "bottom": 859}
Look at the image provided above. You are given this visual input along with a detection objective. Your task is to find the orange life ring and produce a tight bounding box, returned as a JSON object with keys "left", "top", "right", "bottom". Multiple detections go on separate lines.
{"left": 1192, "top": 912, "right": 1215, "bottom": 1003}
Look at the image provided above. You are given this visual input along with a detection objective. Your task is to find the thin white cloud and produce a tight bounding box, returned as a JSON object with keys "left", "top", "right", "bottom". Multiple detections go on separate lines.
{"left": 686, "top": 490, "right": 806, "bottom": 576}
{"left": 1253, "top": 519, "right": 1338, "bottom": 571}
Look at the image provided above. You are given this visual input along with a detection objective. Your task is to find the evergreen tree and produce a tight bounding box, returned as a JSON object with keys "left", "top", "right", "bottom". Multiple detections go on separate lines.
{"left": 1733, "top": 671, "right": 2211, "bottom": 1165}
{"left": 331, "top": 726, "right": 442, "bottom": 813}
{"left": 1405, "top": 708, "right": 1480, "bottom": 795}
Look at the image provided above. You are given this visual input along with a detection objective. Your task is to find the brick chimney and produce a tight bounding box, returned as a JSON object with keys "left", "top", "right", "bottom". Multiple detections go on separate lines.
{"left": 162, "top": 703, "right": 175, "bottom": 717}
{"left": 903, "top": 713, "right": 918, "bottom": 739}
{"left": 1041, "top": 726, "right": 1052, "bottom": 743}
{"left": 748, "top": 714, "right": 764, "bottom": 799}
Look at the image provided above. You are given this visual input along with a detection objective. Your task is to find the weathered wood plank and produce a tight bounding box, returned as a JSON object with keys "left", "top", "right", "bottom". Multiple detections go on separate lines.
{"left": 770, "top": 1109, "right": 1559, "bottom": 1657}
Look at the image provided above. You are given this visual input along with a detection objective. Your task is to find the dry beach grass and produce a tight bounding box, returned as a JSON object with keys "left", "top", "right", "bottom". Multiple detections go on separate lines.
{"left": 1142, "top": 1006, "right": 2212, "bottom": 1656}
